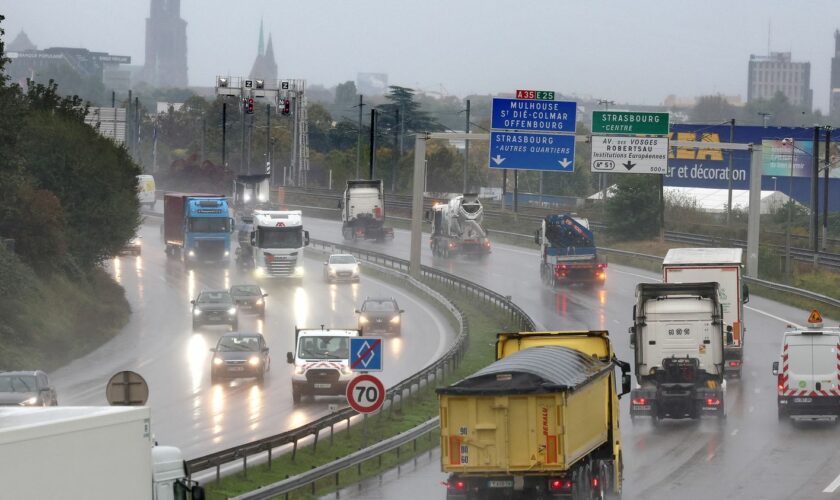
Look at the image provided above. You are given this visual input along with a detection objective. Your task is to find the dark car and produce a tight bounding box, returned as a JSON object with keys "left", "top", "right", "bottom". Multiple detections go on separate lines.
{"left": 119, "top": 236, "right": 142, "bottom": 256}
{"left": 229, "top": 284, "right": 267, "bottom": 318}
{"left": 356, "top": 297, "right": 404, "bottom": 335}
{"left": 0, "top": 371, "right": 58, "bottom": 406}
{"left": 210, "top": 332, "right": 270, "bottom": 383}
{"left": 192, "top": 290, "right": 238, "bottom": 331}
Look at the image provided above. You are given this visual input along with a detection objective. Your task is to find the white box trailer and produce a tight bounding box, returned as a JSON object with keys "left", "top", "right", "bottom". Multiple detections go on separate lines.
{"left": 663, "top": 248, "right": 750, "bottom": 377}
{"left": 0, "top": 406, "right": 201, "bottom": 500}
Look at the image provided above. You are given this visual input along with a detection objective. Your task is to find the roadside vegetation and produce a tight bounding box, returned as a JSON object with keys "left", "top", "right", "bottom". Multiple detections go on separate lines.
{"left": 0, "top": 17, "right": 138, "bottom": 369}
{"left": 204, "top": 267, "right": 509, "bottom": 499}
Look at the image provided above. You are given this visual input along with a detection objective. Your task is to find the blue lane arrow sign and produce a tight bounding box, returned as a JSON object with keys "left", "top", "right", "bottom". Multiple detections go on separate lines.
{"left": 491, "top": 98, "right": 577, "bottom": 133}
{"left": 489, "top": 131, "right": 575, "bottom": 172}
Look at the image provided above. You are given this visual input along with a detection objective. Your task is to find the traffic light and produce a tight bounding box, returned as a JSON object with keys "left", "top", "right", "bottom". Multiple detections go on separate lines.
{"left": 282, "top": 98, "right": 290, "bottom": 115}
{"left": 245, "top": 98, "right": 254, "bottom": 114}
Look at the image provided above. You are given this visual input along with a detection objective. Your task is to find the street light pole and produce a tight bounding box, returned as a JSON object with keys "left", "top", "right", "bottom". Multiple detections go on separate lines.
{"left": 783, "top": 138, "right": 795, "bottom": 279}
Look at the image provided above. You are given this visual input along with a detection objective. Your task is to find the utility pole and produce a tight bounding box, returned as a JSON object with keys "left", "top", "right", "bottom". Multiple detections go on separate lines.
{"left": 392, "top": 108, "right": 399, "bottom": 192}
{"left": 812, "top": 126, "right": 820, "bottom": 251}
{"left": 266, "top": 104, "right": 271, "bottom": 176}
{"left": 127, "top": 90, "right": 133, "bottom": 154}
{"left": 784, "top": 138, "right": 795, "bottom": 279}
{"left": 247, "top": 111, "right": 254, "bottom": 174}
{"left": 355, "top": 95, "right": 365, "bottom": 179}
{"left": 368, "top": 108, "right": 377, "bottom": 179}
{"left": 464, "top": 99, "right": 470, "bottom": 193}
{"left": 824, "top": 127, "right": 832, "bottom": 251}
{"left": 134, "top": 97, "right": 140, "bottom": 159}
{"left": 200, "top": 114, "right": 206, "bottom": 166}
{"left": 513, "top": 170, "right": 519, "bottom": 212}
{"left": 221, "top": 102, "right": 227, "bottom": 170}
{"left": 502, "top": 169, "right": 507, "bottom": 210}
{"left": 726, "top": 119, "right": 735, "bottom": 224}
{"left": 598, "top": 99, "right": 615, "bottom": 216}
{"left": 240, "top": 99, "right": 246, "bottom": 176}
{"left": 758, "top": 112, "right": 772, "bottom": 128}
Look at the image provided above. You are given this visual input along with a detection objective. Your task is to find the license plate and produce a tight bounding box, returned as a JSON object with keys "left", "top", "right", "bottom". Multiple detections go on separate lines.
{"left": 793, "top": 397, "right": 813, "bottom": 403}
{"left": 314, "top": 383, "right": 332, "bottom": 389}
{"left": 633, "top": 405, "right": 651, "bottom": 410}
{"left": 488, "top": 481, "right": 513, "bottom": 488}
{"left": 228, "top": 367, "right": 245, "bottom": 372}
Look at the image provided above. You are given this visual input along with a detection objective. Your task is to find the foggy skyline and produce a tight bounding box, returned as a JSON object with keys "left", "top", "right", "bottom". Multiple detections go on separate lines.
{"left": 3, "top": 0, "right": 840, "bottom": 111}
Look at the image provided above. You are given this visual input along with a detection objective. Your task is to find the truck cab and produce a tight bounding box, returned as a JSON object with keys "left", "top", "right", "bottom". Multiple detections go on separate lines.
{"left": 773, "top": 310, "right": 840, "bottom": 421}
{"left": 251, "top": 210, "right": 309, "bottom": 282}
{"left": 286, "top": 327, "right": 360, "bottom": 403}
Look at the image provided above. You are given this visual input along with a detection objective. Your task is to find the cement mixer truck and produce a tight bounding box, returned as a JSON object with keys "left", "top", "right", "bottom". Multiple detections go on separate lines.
{"left": 427, "top": 194, "right": 491, "bottom": 258}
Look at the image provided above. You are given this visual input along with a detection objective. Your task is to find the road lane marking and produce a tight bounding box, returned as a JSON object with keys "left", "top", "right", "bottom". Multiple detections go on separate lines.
{"left": 731, "top": 429, "right": 739, "bottom": 436}
{"left": 823, "top": 472, "right": 840, "bottom": 493}
{"left": 745, "top": 305, "right": 804, "bottom": 329}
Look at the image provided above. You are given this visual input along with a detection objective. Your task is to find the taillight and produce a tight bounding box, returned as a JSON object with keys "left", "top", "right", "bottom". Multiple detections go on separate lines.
{"left": 778, "top": 374, "right": 785, "bottom": 392}
{"left": 596, "top": 263, "right": 606, "bottom": 269}
{"left": 728, "top": 361, "right": 740, "bottom": 367}
{"left": 632, "top": 397, "right": 647, "bottom": 405}
{"left": 549, "top": 479, "right": 573, "bottom": 491}
{"left": 592, "top": 477, "right": 600, "bottom": 488}
{"left": 448, "top": 480, "right": 466, "bottom": 491}
{"left": 705, "top": 398, "right": 721, "bottom": 406}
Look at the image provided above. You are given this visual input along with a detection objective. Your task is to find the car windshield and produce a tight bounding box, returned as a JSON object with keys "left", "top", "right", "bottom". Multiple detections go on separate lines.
{"left": 197, "top": 292, "right": 233, "bottom": 304}
{"left": 330, "top": 255, "right": 357, "bottom": 264}
{"left": 362, "top": 300, "right": 397, "bottom": 312}
{"left": 189, "top": 217, "right": 230, "bottom": 233}
{"left": 0, "top": 375, "right": 37, "bottom": 393}
{"left": 217, "top": 336, "right": 260, "bottom": 352}
{"left": 297, "top": 336, "right": 350, "bottom": 360}
{"left": 230, "top": 285, "right": 261, "bottom": 296}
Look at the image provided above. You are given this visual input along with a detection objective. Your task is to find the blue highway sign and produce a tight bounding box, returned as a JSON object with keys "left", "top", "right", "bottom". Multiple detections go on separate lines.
{"left": 491, "top": 98, "right": 577, "bottom": 133}
{"left": 350, "top": 337, "right": 383, "bottom": 372}
{"left": 489, "top": 131, "right": 575, "bottom": 172}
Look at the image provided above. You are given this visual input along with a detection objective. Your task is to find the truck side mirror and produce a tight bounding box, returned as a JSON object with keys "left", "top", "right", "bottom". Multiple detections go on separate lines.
{"left": 286, "top": 352, "right": 294, "bottom": 364}
{"left": 250, "top": 231, "right": 256, "bottom": 247}
{"left": 423, "top": 209, "right": 432, "bottom": 222}
{"left": 304, "top": 231, "right": 310, "bottom": 246}
{"left": 742, "top": 283, "right": 750, "bottom": 304}
{"left": 621, "top": 373, "right": 632, "bottom": 397}
{"left": 726, "top": 325, "right": 734, "bottom": 345}
{"left": 629, "top": 328, "right": 636, "bottom": 349}
{"left": 338, "top": 199, "right": 344, "bottom": 209}
{"left": 534, "top": 228, "right": 541, "bottom": 245}
{"left": 771, "top": 361, "right": 779, "bottom": 375}
{"left": 230, "top": 218, "right": 235, "bottom": 232}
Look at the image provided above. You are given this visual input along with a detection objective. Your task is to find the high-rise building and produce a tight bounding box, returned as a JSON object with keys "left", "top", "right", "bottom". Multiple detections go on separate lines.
{"left": 747, "top": 52, "right": 812, "bottom": 110}
{"left": 830, "top": 30, "right": 840, "bottom": 121}
{"left": 140, "top": 0, "right": 188, "bottom": 88}
{"left": 249, "top": 20, "right": 278, "bottom": 82}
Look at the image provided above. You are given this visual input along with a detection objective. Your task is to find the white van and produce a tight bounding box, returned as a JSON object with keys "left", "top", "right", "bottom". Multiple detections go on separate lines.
{"left": 137, "top": 174, "right": 156, "bottom": 209}
{"left": 772, "top": 310, "right": 840, "bottom": 421}
{"left": 286, "top": 327, "right": 360, "bottom": 404}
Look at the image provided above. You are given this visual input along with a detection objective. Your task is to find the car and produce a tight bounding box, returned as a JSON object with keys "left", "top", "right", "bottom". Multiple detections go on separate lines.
{"left": 356, "top": 297, "right": 404, "bottom": 335}
{"left": 119, "top": 236, "right": 142, "bottom": 256}
{"left": 323, "top": 254, "right": 360, "bottom": 283}
{"left": 210, "top": 332, "right": 270, "bottom": 383}
{"left": 229, "top": 284, "right": 267, "bottom": 318}
{"left": 191, "top": 290, "right": 238, "bottom": 331}
{"left": 0, "top": 371, "right": 58, "bottom": 406}
{"left": 287, "top": 328, "right": 360, "bottom": 403}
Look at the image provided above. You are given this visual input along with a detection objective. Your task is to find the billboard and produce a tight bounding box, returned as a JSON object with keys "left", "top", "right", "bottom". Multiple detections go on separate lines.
{"left": 664, "top": 124, "right": 840, "bottom": 211}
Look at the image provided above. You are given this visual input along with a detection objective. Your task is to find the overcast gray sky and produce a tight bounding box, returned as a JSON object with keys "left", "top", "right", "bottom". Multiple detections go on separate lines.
{"left": 3, "top": 0, "right": 840, "bottom": 110}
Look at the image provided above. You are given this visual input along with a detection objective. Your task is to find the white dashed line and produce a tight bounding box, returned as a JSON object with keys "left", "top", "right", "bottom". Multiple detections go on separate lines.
{"left": 730, "top": 429, "right": 739, "bottom": 436}
{"left": 823, "top": 472, "right": 840, "bottom": 493}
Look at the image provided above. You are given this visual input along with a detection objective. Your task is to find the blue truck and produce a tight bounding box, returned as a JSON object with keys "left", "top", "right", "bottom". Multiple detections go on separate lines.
{"left": 163, "top": 193, "right": 233, "bottom": 266}
{"left": 534, "top": 213, "right": 607, "bottom": 287}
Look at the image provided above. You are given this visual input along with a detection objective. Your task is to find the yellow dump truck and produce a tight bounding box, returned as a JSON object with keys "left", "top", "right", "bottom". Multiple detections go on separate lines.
{"left": 438, "top": 331, "right": 631, "bottom": 499}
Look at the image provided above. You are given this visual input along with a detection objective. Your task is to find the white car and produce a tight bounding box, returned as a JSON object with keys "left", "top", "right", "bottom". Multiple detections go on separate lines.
{"left": 323, "top": 254, "right": 360, "bottom": 283}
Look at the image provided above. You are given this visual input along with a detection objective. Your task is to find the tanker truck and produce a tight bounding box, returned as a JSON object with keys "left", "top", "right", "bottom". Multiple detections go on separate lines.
{"left": 439, "top": 330, "right": 631, "bottom": 499}
{"left": 428, "top": 194, "right": 491, "bottom": 258}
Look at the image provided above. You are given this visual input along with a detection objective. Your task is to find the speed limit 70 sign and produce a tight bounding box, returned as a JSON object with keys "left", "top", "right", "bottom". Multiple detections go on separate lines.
{"left": 346, "top": 374, "right": 385, "bottom": 414}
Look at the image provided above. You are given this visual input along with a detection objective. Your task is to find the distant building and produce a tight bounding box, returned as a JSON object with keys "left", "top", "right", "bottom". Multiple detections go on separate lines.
{"left": 248, "top": 20, "right": 278, "bottom": 82}
{"left": 830, "top": 30, "right": 840, "bottom": 121}
{"left": 5, "top": 41, "right": 131, "bottom": 89}
{"left": 747, "top": 52, "right": 812, "bottom": 109}
{"left": 140, "top": 0, "right": 188, "bottom": 88}
{"left": 663, "top": 94, "right": 743, "bottom": 109}
{"left": 7, "top": 30, "right": 36, "bottom": 52}
{"left": 357, "top": 73, "right": 388, "bottom": 95}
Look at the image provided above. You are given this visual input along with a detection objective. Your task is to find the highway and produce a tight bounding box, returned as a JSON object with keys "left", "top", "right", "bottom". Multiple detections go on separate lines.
{"left": 302, "top": 216, "right": 840, "bottom": 500}
{"left": 49, "top": 218, "right": 455, "bottom": 458}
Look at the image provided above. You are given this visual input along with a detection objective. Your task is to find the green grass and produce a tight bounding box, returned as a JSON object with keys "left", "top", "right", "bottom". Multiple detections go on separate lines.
{"left": 202, "top": 267, "right": 507, "bottom": 499}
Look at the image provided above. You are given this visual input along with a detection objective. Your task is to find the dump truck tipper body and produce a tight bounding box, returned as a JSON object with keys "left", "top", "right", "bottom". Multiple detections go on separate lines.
{"left": 439, "top": 331, "right": 630, "bottom": 499}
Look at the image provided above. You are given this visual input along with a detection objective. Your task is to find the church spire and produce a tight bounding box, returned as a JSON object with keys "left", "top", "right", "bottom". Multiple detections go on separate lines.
{"left": 258, "top": 19, "right": 265, "bottom": 56}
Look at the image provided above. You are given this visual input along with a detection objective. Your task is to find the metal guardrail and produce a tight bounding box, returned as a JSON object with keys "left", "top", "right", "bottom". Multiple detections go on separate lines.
{"left": 182, "top": 238, "right": 536, "bottom": 483}
{"left": 233, "top": 418, "right": 440, "bottom": 499}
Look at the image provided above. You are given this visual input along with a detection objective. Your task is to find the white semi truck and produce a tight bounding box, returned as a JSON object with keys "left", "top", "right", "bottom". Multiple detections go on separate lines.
{"left": 663, "top": 248, "right": 749, "bottom": 377}
{"left": 629, "top": 282, "right": 729, "bottom": 423}
{"left": 0, "top": 406, "right": 203, "bottom": 500}
{"left": 339, "top": 179, "right": 394, "bottom": 241}
{"left": 250, "top": 210, "right": 310, "bottom": 283}
{"left": 427, "top": 194, "right": 491, "bottom": 258}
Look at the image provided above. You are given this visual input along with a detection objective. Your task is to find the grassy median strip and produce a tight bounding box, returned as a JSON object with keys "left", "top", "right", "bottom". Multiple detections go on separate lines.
{"left": 202, "top": 268, "right": 507, "bottom": 499}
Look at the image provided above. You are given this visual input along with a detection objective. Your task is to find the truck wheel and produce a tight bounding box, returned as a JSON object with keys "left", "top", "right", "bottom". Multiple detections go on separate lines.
{"left": 292, "top": 387, "right": 302, "bottom": 404}
{"left": 777, "top": 406, "right": 787, "bottom": 421}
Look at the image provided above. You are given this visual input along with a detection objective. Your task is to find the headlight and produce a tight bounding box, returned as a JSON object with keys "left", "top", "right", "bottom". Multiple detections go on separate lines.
{"left": 213, "top": 357, "right": 223, "bottom": 366}
{"left": 294, "top": 366, "right": 305, "bottom": 375}
{"left": 390, "top": 316, "right": 400, "bottom": 324}
{"left": 256, "top": 298, "right": 264, "bottom": 305}
{"left": 224, "top": 250, "right": 230, "bottom": 257}
{"left": 328, "top": 268, "right": 337, "bottom": 275}
{"left": 227, "top": 307, "right": 237, "bottom": 315}
{"left": 340, "top": 365, "right": 352, "bottom": 375}
{"left": 244, "top": 193, "right": 252, "bottom": 202}
{"left": 254, "top": 267, "right": 265, "bottom": 277}
{"left": 19, "top": 396, "right": 38, "bottom": 406}
{"left": 188, "top": 250, "right": 196, "bottom": 257}
{"left": 193, "top": 309, "right": 202, "bottom": 316}
{"left": 248, "top": 356, "right": 260, "bottom": 366}
{"left": 352, "top": 265, "right": 359, "bottom": 274}
{"left": 294, "top": 266, "right": 305, "bottom": 276}
{"left": 358, "top": 316, "right": 369, "bottom": 324}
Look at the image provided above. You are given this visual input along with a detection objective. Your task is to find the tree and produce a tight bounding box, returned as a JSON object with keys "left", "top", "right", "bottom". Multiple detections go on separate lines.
{"left": 377, "top": 86, "right": 443, "bottom": 133}
{"left": 334, "top": 81, "right": 357, "bottom": 109}
{"left": 605, "top": 175, "right": 661, "bottom": 240}
{"left": 690, "top": 95, "right": 738, "bottom": 123}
